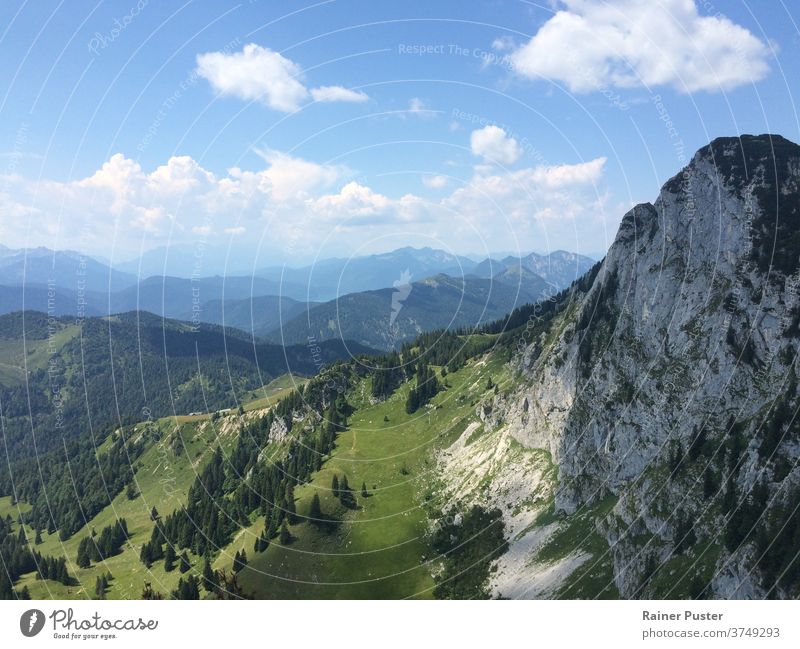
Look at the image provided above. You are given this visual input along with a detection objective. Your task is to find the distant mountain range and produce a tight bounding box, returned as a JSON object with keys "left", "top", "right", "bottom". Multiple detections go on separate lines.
{"left": 0, "top": 246, "right": 137, "bottom": 293}
{"left": 0, "top": 245, "right": 593, "bottom": 344}
{"left": 470, "top": 250, "right": 595, "bottom": 288}
{"left": 264, "top": 272, "right": 550, "bottom": 350}
{"left": 0, "top": 310, "right": 374, "bottom": 462}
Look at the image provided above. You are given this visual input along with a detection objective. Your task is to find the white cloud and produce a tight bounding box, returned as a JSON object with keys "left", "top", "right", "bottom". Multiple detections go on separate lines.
{"left": 310, "top": 85, "right": 369, "bottom": 103}
{"left": 470, "top": 125, "right": 522, "bottom": 165}
{"left": 491, "top": 35, "right": 515, "bottom": 52}
{"left": 311, "top": 182, "right": 392, "bottom": 224}
{"left": 529, "top": 157, "right": 607, "bottom": 187}
{"left": 0, "top": 151, "right": 612, "bottom": 262}
{"left": 422, "top": 175, "right": 448, "bottom": 189}
{"left": 405, "top": 97, "right": 437, "bottom": 118}
{"left": 196, "top": 43, "right": 370, "bottom": 112}
{"left": 252, "top": 148, "right": 344, "bottom": 200}
{"left": 196, "top": 44, "right": 307, "bottom": 111}
{"left": 508, "top": 0, "right": 770, "bottom": 93}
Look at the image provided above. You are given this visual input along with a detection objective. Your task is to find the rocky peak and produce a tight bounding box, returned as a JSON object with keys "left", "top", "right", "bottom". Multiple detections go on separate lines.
{"left": 459, "top": 135, "right": 800, "bottom": 599}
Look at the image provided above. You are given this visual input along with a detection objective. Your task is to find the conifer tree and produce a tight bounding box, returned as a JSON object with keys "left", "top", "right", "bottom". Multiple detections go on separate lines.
{"left": 77, "top": 538, "right": 92, "bottom": 568}
{"left": 279, "top": 520, "right": 291, "bottom": 545}
{"left": 178, "top": 551, "right": 191, "bottom": 574}
{"left": 164, "top": 544, "right": 176, "bottom": 572}
{"left": 308, "top": 493, "right": 322, "bottom": 521}
{"left": 361, "top": 482, "right": 368, "bottom": 498}
{"left": 202, "top": 558, "right": 216, "bottom": 593}
{"left": 332, "top": 474, "right": 339, "bottom": 497}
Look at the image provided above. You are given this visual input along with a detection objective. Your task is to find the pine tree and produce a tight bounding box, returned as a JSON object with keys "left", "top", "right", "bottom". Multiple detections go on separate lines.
{"left": 126, "top": 482, "right": 138, "bottom": 500}
{"left": 332, "top": 474, "right": 339, "bottom": 497}
{"left": 285, "top": 482, "right": 297, "bottom": 524}
{"left": 361, "top": 482, "right": 368, "bottom": 498}
{"left": 94, "top": 575, "right": 107, "bottom": 598}
{"left": 164, "top": 544, "right": 176, "bottom": 572}
{"left": 234, "top": 550, "right": 248, "bottom": 572}
{"left": 279, "top": 520, "right": 291, "bottom": 545}
{"left": 178, "top": 551, "right": 191, "bottom": 574}
{"left": 77, "top": 538, "right": 92, "bottom": 569}
{"left": 150, "top": 506, "right": 160, "bottom": 521}
{"left": 34, "top": 528, "right": 42, "bottom": 545}
{"left": 173, "top": 575, "right": 200, "bottom": 600}
{"left": 308, "top": 493, "right": 322, "bottom": 522}
{"left": 139, "top": 541, "right": 153, "bottom": 568}
{"left": 202, "top": 558, "right": 216, "bottom": 593}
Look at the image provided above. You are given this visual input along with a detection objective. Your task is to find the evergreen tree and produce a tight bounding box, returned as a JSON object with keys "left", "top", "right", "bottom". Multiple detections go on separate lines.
{"left": 150, "top": 506, "right": 160, "bottom": 521}
{"left": 361, "top": 482, "right": 368, "bottom": 498}
{"left": 202, "top": 558, "right": 216, "bottom": 593}
{"left": 233, "top": 549, "right": 248, "bottom": 573}
{"left": 173, "top": 575, "right": 200, "bottom": 600}
{"left": 126, "top": 482, "right": 138, "bottom": 500}
{"left": 77, "top": 538, "right": 92, "bottom": 568}
{"left": 279, "top": 520, "right": 291, "bottom": 545}
{"left": 284, "top": 482, "right": 297, "bottom": 524}
{"left": 34, "top": 528, "right": 42, "bottom": 545}
{"left": 164, "top": 544, "right": 176, "bottom": 572}
{"left": 178, "top": 551, "right": 191, "bottom": 574}
{"left": 139, "top": 541, "right": 153, "bottom": 568}
{"left": 332, "top": 474, "right": 339, "bottom": 497}
{"left": 308, "top": 493, "right": 322, "bottom": 522}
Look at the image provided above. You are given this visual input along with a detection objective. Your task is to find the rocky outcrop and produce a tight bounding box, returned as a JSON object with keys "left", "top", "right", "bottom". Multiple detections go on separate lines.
{"left": 451, "top": 135, "right": 800, "bottom": 599}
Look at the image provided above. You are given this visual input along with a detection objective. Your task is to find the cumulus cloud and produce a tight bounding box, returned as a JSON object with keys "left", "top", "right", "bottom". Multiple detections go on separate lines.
{"left": 196, "top": 43, "right": 369, "bottom": 111}
{"left": 0, "top": 151, "right": 611, "bottom": 261}
{"left": 470, "top": 125, "right": 522, "bottom": 165}
{"left": 405, "top": 97, "right": 437, "bottom": 118}
{"left": 310, "top": 85, "right": 369, "bottom": 103}
{"left": 508, "top": 0, "right": 770, "bottom": 93}
{"left": 422, "top": 175, "right": 448, "bottom": 189}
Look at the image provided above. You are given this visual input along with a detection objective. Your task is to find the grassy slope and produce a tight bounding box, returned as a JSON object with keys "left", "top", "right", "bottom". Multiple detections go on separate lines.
{"left": 0, "top": 324, "right": 80, "bottom": 385}
{"left": 11, "top": 413, "right": 234, "bottom": 598}
{"left": 4, "top": 375, "right": 298, "bottom": 599}
{"left": 5, "top": 348, "right": 619, "bottom": 601}
{"left": 235, "top": 357, "right": 503, "bottom": 599}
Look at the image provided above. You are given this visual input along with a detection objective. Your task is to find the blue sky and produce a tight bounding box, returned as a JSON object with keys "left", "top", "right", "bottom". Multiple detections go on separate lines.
{"left": 0, "top": 0, "right": 798, "bottom": 267}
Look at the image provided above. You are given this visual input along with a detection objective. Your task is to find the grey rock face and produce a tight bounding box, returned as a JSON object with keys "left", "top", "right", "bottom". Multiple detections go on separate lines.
{"left": 498, "top": 135, "right": 800, "bottom": 598}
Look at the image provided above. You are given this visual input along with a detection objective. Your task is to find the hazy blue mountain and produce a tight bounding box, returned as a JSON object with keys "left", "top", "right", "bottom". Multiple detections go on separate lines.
{"left": 256, "top": 246, "right": 479, "bottom": 300}
{"left": 0, "top": 247, "right": 137, "bottom": 293}
{"left": 471, "top": 250, "right": 595, "bottom": 290}
{"left": 0, "top": 284, "right": 107, "bottom": 317}
{"left": 265, "top": 272, "right": 549, "bottom": 350}
{"left": 109, "top": 275, "right": 309, "bottom": 318}
{"left": 180, "top": 294, "right": 316, "bottom": 337}
{"left": 114, "top": 245, "right": 262, "bottom": 279}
